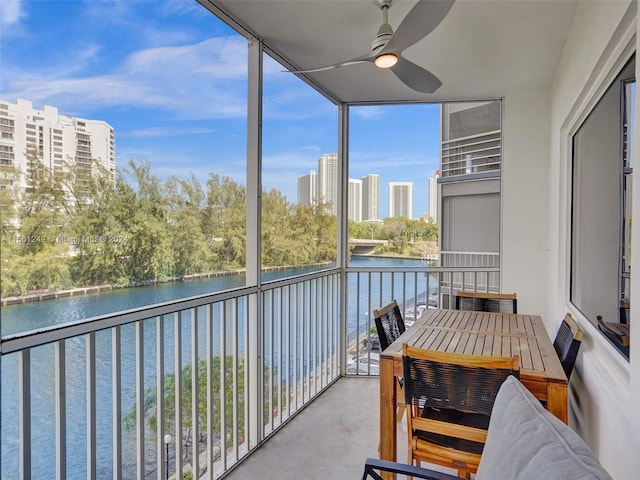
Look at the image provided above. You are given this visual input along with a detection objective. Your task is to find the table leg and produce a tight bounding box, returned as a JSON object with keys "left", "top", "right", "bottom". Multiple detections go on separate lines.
{"left": 546, "top": 382, "right": 568, "bottom": 424}
{"left": 379, "top": 356, "right": 397, "bottom": 480}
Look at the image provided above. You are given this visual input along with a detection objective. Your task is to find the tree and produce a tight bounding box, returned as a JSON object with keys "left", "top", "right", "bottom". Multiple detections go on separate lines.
{"left": 117, "top": 160, "right": 174, "bottom": 283}
{"left": 165, "top": 175, "right": 212, "bottom": 276}
{"left": 204, "top": 173, "right": 246, "bottom": 270}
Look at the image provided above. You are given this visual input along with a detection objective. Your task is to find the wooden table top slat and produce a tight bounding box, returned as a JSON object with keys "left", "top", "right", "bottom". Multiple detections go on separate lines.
{"left": 383, "top": 308, "right": 567, "bottom": 383}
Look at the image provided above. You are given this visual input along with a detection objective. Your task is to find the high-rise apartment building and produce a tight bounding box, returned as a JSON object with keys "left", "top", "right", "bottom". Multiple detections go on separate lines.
{"left": 428, "top": 173, "right": 439, "bottom": 223}
{"left": 297, "top": 170, "right": 317, "bottom": 206}
{"left": 348, "top": 178, "right": 362, "bottom": 222}
{"left": 318, "top": 153, "right": 338, "bottom": 215}
{"left": 388, "top": 182, "right": 413, "bottom": 219}
{"left": 0, "top": 98, "right": 115, "bottom": 195}
{"left": 361, "top": 174, "right": 380, "bottom": 221}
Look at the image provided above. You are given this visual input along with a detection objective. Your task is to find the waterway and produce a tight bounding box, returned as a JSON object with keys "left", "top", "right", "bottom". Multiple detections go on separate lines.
{"left": 0, "top": 257, "right": 429, "bottom": 479}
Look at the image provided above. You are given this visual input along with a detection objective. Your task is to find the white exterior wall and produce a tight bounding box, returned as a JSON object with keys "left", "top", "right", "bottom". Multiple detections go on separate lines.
{"left": 503, "top": 2, "right": 639, "bottom": 478}
{"left": 501, "top": 90, "right": 551, "bottom": 318}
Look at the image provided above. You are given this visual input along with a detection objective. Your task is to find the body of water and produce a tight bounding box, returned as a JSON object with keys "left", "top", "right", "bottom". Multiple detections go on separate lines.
{"left": 0, "top": 257, "right": 429, "bottom": 479}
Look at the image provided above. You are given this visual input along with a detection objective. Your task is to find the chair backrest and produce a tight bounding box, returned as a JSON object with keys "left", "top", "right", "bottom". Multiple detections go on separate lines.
{"left": 553, "top": 313, "right": 583, "bottom": 378}
{"left": 455, "top": 291, "right": 518, "bottom": 314}
{"left": 619, "top": 300, "right": 630, "bottom": 324}
{"left": 401, "top": 345, "right": 519, "bottom": 475}
{"left": 373, "top": 300, "right": 406, "bottom": 351}
{"left": 402, "top": 345, "right": 520, "bottom": 417}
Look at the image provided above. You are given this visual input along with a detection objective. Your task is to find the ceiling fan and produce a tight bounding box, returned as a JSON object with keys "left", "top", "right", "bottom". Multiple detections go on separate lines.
{"left": 289, "top": 0, "right": 455, "bottom": 93}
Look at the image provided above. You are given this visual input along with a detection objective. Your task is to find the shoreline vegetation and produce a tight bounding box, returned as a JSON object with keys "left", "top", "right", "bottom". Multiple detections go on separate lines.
{"left": 1, "top": 158, "right": 439, "bottom": 302}
{"left": 0, "top": 263, "right": 316, "bottom": 306}
{"left": 1, "top": 252, "right": 439, "bottom": 307}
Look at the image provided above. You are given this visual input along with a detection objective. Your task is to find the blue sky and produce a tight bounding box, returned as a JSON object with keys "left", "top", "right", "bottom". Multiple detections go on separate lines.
{"left": 0, "top": 0, "right": 441, "bottom": 218}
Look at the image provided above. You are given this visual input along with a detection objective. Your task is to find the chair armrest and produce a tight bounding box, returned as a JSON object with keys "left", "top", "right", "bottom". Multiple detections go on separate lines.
{"left": 362, "top": 458, "right": 461, "bottom": 480}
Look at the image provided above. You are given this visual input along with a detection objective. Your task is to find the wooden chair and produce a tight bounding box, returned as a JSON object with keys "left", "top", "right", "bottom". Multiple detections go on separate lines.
{"left": 373, "top": 300, "right": 406, "bottom": 351}
{"left": 402, "top": 344, "right": 519, "bottom": 479}
{"left": 553, "top": 313, "right": 583, "bottom": 379}
{"left": 373, "top": 300, "right": 407, "bottom": 421}
{"left": 455, "top": 291, "right": 518, "bottom": 314}
{"left": 620, "top": 300, "right": 630, "bottom": 324}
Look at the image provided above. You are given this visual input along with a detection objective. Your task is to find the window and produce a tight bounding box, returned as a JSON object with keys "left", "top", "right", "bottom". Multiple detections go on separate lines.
{"left": 571, "top": 54, "right": 634, "bottom": 359}
{"left": 261, "top": 53, "right": 338, "bottom": 278}
{"left": 347, "top": 104, "right": 440, "bottom": 264}
{"left": 0, "top": 2, "right": 249, "bottom": 333}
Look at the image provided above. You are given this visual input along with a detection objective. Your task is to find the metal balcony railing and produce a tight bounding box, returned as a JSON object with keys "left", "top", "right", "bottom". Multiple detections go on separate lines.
{"left": 0, "top": 265, "right": 498, "bottom": 479}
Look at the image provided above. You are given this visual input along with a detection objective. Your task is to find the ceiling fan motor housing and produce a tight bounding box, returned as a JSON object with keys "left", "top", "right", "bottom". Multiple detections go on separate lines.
{"left": 372, "top": 23, "right": 394, "bottom": 53}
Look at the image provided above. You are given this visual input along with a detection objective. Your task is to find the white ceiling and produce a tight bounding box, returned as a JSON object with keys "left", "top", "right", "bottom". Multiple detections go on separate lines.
{"left": 204, "top": 0, "right": 580, "bottom": 104}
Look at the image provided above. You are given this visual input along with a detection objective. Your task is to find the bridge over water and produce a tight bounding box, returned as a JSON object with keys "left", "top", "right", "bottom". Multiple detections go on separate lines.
{"left": 349, "top": 239, "right": 388, "bottom": 255}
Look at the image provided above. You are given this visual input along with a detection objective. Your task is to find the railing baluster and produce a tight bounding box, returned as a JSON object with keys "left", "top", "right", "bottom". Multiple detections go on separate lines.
{"left": 191, "top": 308, "right": 199, "bottom": 479}
{"left": 231, "top": 298, "right": 239, "bottom": 463}
{"left": 205, "top": 304, "right": 214, "bottom": 480}
{"left": 55, "top": 340, "right": 66, "bottom": 480}
{"left": 112, "top": 326, "right": 122, "bottom": 480}
{"left": 135, "top": 322, "right": 144, "bottom": 480}
{"left": 155, "top": 316, "right": 165, "bottom": 480}
{"left": 305, "top": 280, "right": 310, "bottom": 402}
{"left": 86, "top": 332, "right": 97, "bottom": 480}
{"left": 220, "top": 301, "right": 227, "bottom": 467}
{"left": 18, "top": 349, "right": 31, "bottom": 480}
{"left": 174, "top": 312, "right": 183, "bottom": 478}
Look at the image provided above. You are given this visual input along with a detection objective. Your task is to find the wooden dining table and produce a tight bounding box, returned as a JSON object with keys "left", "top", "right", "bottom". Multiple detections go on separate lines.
{"left": 379, "top": 308, "right": 568, "bottom": 470}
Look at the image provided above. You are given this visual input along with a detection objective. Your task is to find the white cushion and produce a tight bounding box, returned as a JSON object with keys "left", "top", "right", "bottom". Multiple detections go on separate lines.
{"left": 476, "top": 376, "right": 612, "bottom": 480}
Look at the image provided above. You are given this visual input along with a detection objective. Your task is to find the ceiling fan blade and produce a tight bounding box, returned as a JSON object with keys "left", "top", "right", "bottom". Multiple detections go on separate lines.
{"left": 289, "top": 52, "right": 374, "bottom": 73}
{"left": 382, "top": 0, "right": 455, "bottom": 54}
{"left": 391, "top": 56, "right": 442, "bottom": 93}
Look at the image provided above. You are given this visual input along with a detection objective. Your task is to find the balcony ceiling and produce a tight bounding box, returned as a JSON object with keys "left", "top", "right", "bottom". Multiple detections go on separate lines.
{"left": 207, "top": 0, "right": 580, "bottom": 104}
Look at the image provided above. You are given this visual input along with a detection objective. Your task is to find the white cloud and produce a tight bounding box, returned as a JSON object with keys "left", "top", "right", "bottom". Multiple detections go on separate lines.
{"left": 0, "top": 0, "right": 24, "bottom": 26}
{"left": 0, "top": 0, "right": 26, "bottom": 37}
{"left": 3, "top": 36, "right": 249, "bottom": 120}
{"left": 352, "top": 106, "right": 386, "bottom": 120}
{"left": 124, "top": 126, "right": 214, "bottom": 138}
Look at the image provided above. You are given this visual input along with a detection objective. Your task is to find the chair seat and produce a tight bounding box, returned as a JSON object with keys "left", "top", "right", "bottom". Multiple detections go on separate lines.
{"left": 416, "top": 408, "right": 490, "bottom": 455}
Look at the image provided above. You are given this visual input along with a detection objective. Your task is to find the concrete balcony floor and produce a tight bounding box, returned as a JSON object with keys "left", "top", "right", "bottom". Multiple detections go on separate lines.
{"left": 223, "top": 376, "right": 457, "bottom": 480}
{"left": 223, "top": 376, "right": 382, "bottom": 479}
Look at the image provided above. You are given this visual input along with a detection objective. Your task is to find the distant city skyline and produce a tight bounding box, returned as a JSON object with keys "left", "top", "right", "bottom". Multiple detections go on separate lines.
{"left": 296, "top": 157, "right": 437, "bottom": 221}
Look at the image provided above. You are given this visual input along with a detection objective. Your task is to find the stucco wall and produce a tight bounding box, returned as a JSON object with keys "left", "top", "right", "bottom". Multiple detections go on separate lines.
{"left": 545, "top": 1, "right": 639, "bottom": 478}
{"left": 501, "top": 90, "right": 551, "bottom": 320}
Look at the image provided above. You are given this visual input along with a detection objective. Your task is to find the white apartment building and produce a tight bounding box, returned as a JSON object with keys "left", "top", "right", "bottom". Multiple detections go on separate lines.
{"left": 297, "top": 169, "right": 317, "bottom": 206}
{"left": 348, "top": 178, "right": 362, "bottom": 222}
{"left": 388, "top": 181, "right": 413, "bottom": 219}
{"left": 361, "top": 174, "right": 379, "bottom": 221}
{"left": 0, "top": 98, "right": 115, "bottom": 195}
{"left": 318, "top": 153, "right": 338, "bottom": 215}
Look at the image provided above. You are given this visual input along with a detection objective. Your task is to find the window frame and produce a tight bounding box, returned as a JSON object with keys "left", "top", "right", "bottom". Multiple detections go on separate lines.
{"left": 569, "top": 54, "right": 635, "bottom": 360}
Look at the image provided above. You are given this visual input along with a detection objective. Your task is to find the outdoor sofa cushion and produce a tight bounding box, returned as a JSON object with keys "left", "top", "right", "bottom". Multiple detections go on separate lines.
{"left": 475, "top": 376, "right": 612, "bottom": 480}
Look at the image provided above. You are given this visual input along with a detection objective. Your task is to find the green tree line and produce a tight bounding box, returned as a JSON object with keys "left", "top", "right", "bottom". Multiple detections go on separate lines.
{"left": 1, "top": 154, "right": 437, "bottom": 298}
{"left": 1, "top": 156, "right": 338, "bottom": 298}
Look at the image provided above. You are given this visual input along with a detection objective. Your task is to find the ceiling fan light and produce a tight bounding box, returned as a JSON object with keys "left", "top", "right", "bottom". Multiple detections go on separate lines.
{"left": 374, "top": 53, "right": 398, "bottom": 68}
